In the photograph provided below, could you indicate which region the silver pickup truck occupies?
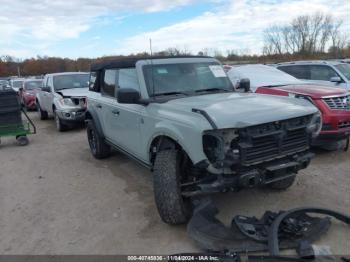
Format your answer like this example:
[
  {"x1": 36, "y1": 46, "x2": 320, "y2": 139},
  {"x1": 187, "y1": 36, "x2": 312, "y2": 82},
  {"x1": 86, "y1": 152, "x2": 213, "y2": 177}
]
[
  {"x1": 86, "y1": 56, "x2": 321, "y2": 225},
  {"x1": 36, "y1": 72, "x2": 89, "y2": 131}
]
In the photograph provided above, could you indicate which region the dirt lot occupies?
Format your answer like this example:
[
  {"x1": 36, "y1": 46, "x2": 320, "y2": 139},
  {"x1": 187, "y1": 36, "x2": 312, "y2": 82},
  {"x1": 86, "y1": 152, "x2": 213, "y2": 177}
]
[{"x1": 0, "y1": 112, "x2": 349, "y2": 255}]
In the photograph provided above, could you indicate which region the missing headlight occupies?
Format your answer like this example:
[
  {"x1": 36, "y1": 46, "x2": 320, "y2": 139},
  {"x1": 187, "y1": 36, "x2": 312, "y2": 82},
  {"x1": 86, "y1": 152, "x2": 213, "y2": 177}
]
[{"x1": 203, "y1": 129, "x2": 239, "y2": 167}]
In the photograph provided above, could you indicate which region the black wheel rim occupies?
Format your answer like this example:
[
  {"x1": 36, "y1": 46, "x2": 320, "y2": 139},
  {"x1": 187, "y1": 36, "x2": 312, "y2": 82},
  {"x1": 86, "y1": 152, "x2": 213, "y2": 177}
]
[{"x1": 88, "y1": 128, "x2": 97, "y2": 154}]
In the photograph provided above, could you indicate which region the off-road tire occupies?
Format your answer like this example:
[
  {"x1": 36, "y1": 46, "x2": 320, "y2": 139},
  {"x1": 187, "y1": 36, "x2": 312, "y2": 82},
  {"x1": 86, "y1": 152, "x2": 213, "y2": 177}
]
[
  {"x1": 153, "y1": 150, "x2": 192, "y2": 225},
  {"x1": 37, "y1": 102, "x2": 48, "y2": 120},
  {"x1": 87, "y1": 120, "x2": 111, "y2": 159},
  {"x1": 54, "y1": 112, "x2": 68, "y2": 132},
  {"x1": 267, "y1": 175, "x2": 296, "y2": 190}
]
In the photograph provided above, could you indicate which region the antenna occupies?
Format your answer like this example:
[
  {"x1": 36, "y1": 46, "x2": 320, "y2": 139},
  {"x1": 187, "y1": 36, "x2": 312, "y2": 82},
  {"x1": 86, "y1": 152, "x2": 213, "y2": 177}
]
[{"x1": 149, "y1": 38, "x2": 155, "y2": 97}]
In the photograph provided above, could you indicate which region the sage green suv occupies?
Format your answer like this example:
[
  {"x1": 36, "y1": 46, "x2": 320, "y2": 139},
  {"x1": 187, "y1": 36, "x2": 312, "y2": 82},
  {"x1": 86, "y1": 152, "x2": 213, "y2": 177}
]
[{"x1": 86, "y1": 56, "x2": 320, "y2": 224}]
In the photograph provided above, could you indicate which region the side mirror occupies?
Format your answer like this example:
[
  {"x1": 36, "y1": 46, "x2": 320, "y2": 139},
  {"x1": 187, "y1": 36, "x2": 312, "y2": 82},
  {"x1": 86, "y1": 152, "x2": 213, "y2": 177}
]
[
  {"x1": 42, "y1": 86, "x2": 51, "y2": 92},
  {"x1": 238, "y1": 78, "x2": 251, "y2": 93},
  {"x1": 330, "y1": 76, "x2": 342, "y2": 83},
  {"x1": 117, "y1": 88, "x2": 141, "y2": 104}
]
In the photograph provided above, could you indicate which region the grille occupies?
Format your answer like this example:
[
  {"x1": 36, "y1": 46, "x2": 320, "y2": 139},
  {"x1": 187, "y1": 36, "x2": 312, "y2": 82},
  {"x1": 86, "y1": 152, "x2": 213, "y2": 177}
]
[
  {"x1": 239, "y1": 117, "x2": 310, "y2": 165},
  {"x1": 323, "y1": 95, "x2": 350, "y2": 110},
  {"x1": 338, "y1": 121, "x2": 350, "y2": 129},
  {"x1": 72, "y1": 97, "x2": 86, "y2": 106}
]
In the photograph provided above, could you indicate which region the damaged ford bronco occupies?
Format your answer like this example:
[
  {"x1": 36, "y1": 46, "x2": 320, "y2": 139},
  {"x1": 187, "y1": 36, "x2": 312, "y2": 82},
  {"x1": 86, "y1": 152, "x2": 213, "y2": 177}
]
[{"x1": 86, "y1": 56, "x2": 321, "y2": 225}]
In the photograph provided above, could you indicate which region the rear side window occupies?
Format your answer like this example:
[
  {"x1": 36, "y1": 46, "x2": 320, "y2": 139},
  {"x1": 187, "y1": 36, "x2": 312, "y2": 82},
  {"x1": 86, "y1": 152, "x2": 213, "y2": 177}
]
[
  {"x1": 278, "y1": 65, "x2": 310, "y2": 80},
  {"x1": 118, "y1": 68, "x2": 140, "y2": 91},
  {"x1": 102, "y1": 69, "x2": 117, "y2": 97},
  {"x1": 310, "y1": 65, "x2": 338, "y2": 81}
]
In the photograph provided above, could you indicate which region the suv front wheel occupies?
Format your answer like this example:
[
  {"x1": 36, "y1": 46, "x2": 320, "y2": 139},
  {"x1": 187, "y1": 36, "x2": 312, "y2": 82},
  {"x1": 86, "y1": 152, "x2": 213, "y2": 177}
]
[{"x1": 153, "y1": 149, "x2": 192, "y2": 225}]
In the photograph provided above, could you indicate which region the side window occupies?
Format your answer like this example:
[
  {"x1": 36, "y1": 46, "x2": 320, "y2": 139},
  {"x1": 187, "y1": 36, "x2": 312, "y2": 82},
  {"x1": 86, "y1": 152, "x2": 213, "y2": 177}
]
[
  {"x1": 310, "y1": 65, "x2": 338, "y2": 81},
  {"x1": 278, "y1": 65, "x2": 310, "y2": 79},
  {"x1": 117, "y1": 68, "x2": 140, "y2": 91},
  {"x1": 89, "y1": 72, "x2": 97, "y2": 91},
  {"x1": 102, "y1": 69, "x2": 117, "y2": 97}
]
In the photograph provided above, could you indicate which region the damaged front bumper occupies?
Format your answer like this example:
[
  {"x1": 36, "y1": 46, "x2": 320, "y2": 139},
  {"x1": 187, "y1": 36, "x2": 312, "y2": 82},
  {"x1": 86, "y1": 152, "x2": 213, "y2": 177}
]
[
  {"x1": 56, "y1": 109, "x2": 86, "y2": 123},
  {"x1": 182, "y1": 152, "x2": 313, "y2": 197}
]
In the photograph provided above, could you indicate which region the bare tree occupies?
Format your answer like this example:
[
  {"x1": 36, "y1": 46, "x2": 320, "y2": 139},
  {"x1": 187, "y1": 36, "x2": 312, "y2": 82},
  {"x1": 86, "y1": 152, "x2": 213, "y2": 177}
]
[{"x1": 263, "y1": 12, "x2": 348, "y2": 56}]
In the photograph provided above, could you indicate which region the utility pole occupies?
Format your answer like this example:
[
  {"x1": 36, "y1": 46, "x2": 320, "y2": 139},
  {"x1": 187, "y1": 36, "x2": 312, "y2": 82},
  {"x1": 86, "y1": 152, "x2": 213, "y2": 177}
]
[{"x1": 17, "y1": 66, "x2": 21, "y2": 77}]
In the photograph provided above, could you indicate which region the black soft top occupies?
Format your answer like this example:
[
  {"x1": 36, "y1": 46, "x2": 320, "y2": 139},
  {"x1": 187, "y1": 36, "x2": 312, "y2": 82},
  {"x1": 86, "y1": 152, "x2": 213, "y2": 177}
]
[{"x1": 90, "y1": 55, "x2": 212, "y2": 71}]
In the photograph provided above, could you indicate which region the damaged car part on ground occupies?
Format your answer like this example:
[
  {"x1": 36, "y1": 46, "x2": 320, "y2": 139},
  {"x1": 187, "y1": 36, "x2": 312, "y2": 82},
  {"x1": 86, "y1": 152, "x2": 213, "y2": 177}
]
[
  {"x1": 187, "y1": 199, "x2": 350, "y2": 259},
  {"x1": 86, "y1": 56, "x2": 320, "y2": 224}
]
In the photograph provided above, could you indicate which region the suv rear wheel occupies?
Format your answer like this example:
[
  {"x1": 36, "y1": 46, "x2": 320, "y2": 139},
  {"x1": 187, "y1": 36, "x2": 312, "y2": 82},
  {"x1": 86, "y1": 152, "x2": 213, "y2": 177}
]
[
  {"x1": 87, "y1": 120, "x2": 111, "y2": 159},
  {"x1": 153, "y1": 149, "x2": 192, "y2": 225}
]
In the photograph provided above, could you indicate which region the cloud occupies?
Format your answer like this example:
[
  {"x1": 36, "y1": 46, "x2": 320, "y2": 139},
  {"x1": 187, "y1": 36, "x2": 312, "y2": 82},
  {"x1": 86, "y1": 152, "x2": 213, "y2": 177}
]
[
  {"x1": 116, "y1": 0, "x2": 350, "y2": 55},
  {"x1": 0, "y1": 0, "x2": 194, "y2": 56}
]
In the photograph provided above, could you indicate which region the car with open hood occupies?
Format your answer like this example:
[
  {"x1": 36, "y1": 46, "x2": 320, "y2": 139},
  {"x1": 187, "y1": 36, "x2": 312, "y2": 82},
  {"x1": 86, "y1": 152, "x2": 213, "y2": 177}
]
[
  {"x1": 227, "y1": 64, "x2": 350, "y2": 149},
  {"x1": 86, "y1": 56, "x2": 320, "y2": 225},
  {"x1": 36, "y1": 72, "x2": 89, "y2": 131}
]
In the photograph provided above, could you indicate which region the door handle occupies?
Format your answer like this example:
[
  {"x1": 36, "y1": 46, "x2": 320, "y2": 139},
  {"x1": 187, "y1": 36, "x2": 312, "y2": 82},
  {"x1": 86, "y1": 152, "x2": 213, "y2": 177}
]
[
  {"x1": 96, "y1": 104, "x2": 102, "y2": 109},
  {"x1": 112, "y1": 110, "x2": 120, "y2": 115}
]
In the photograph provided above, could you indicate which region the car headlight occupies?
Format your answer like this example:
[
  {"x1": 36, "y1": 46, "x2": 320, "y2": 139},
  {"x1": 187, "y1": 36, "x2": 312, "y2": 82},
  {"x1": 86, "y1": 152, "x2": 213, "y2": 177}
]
[
  {"x1": 307, "y1": 112, "x2": 322, "y2": 138},
  {"x1": 289, "y1": 93, "x2": 314, "y2": 105},
  {"x1": 59, "y1": 98, "x2": 76, "y2": 107}
]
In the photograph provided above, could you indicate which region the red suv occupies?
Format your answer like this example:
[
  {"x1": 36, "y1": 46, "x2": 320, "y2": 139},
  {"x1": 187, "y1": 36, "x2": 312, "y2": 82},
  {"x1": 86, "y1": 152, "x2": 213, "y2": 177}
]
[
  {"x1": 19, "y1": 79, "x2": 43, "y2": 110},
  {"x1": 228, "y1": 64, "x2": 350, "y2": 148}
]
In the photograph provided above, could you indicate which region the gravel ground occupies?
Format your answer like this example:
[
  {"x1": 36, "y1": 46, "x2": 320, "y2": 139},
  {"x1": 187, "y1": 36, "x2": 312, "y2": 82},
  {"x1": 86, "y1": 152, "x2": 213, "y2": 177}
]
[{"x1": 0, "y1": 112, "x2": 349, "y2": 255}]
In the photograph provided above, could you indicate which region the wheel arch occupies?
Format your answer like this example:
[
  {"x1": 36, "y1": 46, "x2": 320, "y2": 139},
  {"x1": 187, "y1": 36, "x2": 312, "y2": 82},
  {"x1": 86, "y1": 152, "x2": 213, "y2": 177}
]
[
  {"x1": 85, "y1": 109, "x2": 105, "y2": 139},
  {"x1": 149, "y1": 134, "x2": 193, "y2": 166}
]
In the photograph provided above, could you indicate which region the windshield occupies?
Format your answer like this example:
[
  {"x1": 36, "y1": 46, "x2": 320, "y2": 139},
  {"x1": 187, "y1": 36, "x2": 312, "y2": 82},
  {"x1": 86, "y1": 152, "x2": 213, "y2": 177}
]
[
  {"x1": 25, "y1": 80, "x2": 42, "y2": 90},
  {"x1": 228, "y1": 65, "x2": 302, "y2": 92},
  {"x1": 143, "y1": 62, "x2": 233, "y2": 97},
  {"x1": 12, "y1": 80, "x2": 24, "y2": 88},
  {"x1": 53, "y1": 74, "x2": 89, "y2": 90},
  {"x1": 335, "y1": 64, "x2": 350, "y2": 80},
  {"x1": 0, "y1": 80, "x2": 7, "y2": 85}
]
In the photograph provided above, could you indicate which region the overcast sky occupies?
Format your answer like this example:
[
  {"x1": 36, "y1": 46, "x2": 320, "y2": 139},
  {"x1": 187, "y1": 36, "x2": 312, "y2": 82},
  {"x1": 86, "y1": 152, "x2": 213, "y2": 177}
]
[{"x1": 1, "y1": 0, "x2": 350, "y2": 59}]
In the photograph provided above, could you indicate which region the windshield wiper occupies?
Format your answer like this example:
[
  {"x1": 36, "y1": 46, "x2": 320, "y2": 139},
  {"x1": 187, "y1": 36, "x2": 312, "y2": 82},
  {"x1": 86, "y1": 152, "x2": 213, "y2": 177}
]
[
  {"x1": 195, "y1": 88, "x2": 231, "y2": 93},
  {"x1": 153, "y1": 91, "x2": 189, "y2": 97}
]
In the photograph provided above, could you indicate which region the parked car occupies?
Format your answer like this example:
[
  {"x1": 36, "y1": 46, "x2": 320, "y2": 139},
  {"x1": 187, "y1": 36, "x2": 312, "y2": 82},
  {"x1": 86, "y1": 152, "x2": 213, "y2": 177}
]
[
  {"x1": 86, "y1": 56, "x2": 320, "y2": 225},
  {"x1": 0, "y1": 80, "x2": 9, "y2": 89},
  {"x1": 227, "y1": 64, "x2": 350, "y2": 149},
  {"x1": 9, "y1": 78, "x2": 25, "y2": 92},
  {"x1": 19, "y1": 79, "x2": 43, "y2": 110},
  {"x1": 275, "y1": 60, "x2": 350, "y2": 90},
  {"x1": 36, "y1": 72, "x2": 89, "y2": 131}
]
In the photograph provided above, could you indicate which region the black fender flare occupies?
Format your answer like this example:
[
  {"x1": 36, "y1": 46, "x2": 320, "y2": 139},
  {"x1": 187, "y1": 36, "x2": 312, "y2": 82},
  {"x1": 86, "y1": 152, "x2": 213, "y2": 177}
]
[
  {"x1": 268, "y1": 207, "x2": 350, "y2": 256},
  {"x1": 85, "y1": 109, "x2": 105, "y2": 139}
]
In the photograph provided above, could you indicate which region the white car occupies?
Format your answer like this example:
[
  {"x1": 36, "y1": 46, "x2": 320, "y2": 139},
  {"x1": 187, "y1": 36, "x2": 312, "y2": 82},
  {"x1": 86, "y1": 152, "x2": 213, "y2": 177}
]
[
  {"x1": 275, "y1": 60, "x2": 350, "y2": 90},
  {"x1": 36, "y1": 72, "x2": 89, "y2": 131},
  {"x1": 9, "y1": 78, "x2": 26, "y2": 92}
]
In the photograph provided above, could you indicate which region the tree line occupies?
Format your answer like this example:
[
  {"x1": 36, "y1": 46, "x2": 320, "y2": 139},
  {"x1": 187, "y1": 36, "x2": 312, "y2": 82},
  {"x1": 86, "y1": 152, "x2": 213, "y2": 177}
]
[{"x1": 1, "y1": 12, "x2": 349, "y2": 77}]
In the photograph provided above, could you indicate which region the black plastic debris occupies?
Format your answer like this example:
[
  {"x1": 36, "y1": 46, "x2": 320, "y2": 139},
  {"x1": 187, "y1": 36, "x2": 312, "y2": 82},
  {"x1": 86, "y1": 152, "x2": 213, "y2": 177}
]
[
  {"x1": 267, "y1": 207, "x2": 350, "y2": 256},
  {"x1": 187, "y1": 199, "x2": 331, "y2": 254}
]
